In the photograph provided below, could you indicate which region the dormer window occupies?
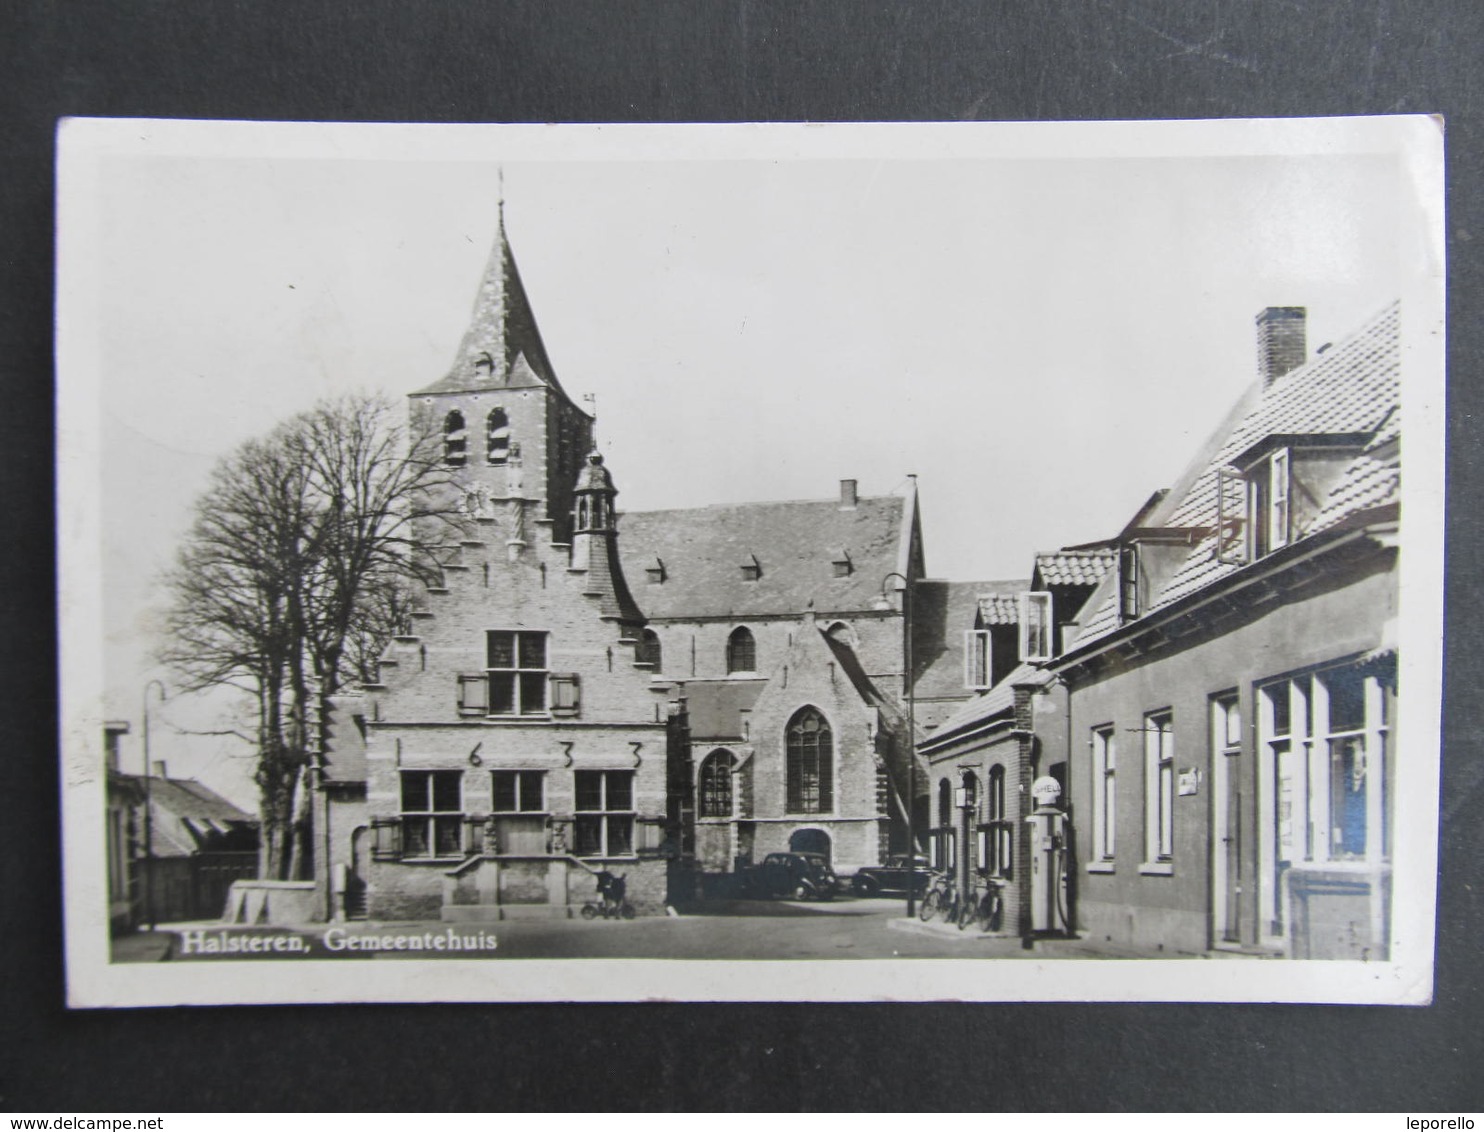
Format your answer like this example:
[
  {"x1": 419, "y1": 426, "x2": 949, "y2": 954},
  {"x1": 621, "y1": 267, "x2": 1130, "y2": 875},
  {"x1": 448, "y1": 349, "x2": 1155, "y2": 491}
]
[
  {"x1": 1019, "y1": 592, "x2": 1053, "y2": 662},
  {"x1": 831, "y1": 549, "x2": 852, "y2": 578},
  {"x1": 443, "y1": 410, "x2": 467, "y2": 467},
  {"x1": 1218, "y1": 432, "x2": 1368, "y2": 567},
  {"x1": 486, "y1": 408, "x2": 510, "y2": 465},
  {"x1": 644, "y1": 558, "x2": 666, "y2": 585},
  {"x1": 1118, "y1": 543, "x2": 1140, "y2": 622},
  {"x1": 740, "y1": 555, "x2": 761, "y2": 582},
  {"x1": 964, "y1": 629, "x2": 992, "y2": 690},
  {"x1": 474, "y1": 351, "x2": 495, "y2": 380}
]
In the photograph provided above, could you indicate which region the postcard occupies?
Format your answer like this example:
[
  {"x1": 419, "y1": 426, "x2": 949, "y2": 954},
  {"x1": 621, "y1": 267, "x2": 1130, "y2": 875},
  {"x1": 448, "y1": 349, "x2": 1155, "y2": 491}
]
[{"x1": 57, "y1": 116, "x2": 1444, "y2": 1005}]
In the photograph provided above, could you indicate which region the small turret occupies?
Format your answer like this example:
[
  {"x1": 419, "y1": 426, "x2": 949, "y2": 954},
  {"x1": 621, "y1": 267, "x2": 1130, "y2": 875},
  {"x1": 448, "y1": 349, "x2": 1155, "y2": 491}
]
[{"x1": 569, "y1": 452, "x2": 644, "y2": 626}]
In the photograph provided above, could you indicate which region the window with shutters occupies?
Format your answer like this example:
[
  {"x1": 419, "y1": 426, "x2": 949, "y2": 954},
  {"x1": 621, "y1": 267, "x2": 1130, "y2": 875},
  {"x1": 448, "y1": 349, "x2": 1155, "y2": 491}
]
[
  {"x1": 486, "y1": 630, "x2": 548, "y2": 715},
  {"x1": 491, "y1": 770, "x2": 547, "y2": 855},
  {"x1": 1019, "y1": 592, "x2": 1053, "y2": 662},
  {"x1": 401, "y1": 770, "x2": 464, "y2": 859},
  {"x1": 574, "y1": 770, "x2": 636, "y2": 858},
  {"x1": 964, "y1": 629, "x2": 992, "y2": 690},
  {"x1": 549, "y1": 673, "x2": 580, "y2": 716},
  {"x1": 443, "y1": 410, "x2": 467, "y2": 467},
  {"x1": 785, "y1": 707, "x2": 833, "y2": 814}
]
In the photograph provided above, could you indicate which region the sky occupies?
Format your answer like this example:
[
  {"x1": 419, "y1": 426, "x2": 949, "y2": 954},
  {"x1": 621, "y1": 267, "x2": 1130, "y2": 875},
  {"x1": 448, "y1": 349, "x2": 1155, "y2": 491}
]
[{"x1": 66, "y1": 120, "x2": 1435, "y2": 807}]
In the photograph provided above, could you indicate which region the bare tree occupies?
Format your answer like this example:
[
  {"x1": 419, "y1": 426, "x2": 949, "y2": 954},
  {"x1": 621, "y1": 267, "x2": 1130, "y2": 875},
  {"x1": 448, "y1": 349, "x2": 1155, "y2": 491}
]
[{"x1": 161, "y1": 394, "x2": 462, "y2": 879}]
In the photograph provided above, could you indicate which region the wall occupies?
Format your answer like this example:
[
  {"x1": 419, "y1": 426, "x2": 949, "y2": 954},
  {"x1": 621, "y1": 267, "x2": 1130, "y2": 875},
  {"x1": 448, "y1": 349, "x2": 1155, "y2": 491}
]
[{"x1": 1061, "y1": 552, "x2": 1396, "y2": 956}]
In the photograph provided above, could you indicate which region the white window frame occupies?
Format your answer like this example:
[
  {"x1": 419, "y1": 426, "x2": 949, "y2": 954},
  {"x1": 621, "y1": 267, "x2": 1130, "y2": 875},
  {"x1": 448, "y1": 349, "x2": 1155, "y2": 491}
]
[
  {"x1": 964, "y1": 629, "x2": 992, "y2": 690},
  {"x1": 1019, "y1": 591, "x2": 1053, "y2": 662},
  {"x1": 574, "y1": 770, "x2": 637, "y2": 859},
  {"x1": 486, "y1": 630, "x2": 549, "y2": 716},
  {"x1": 1143, "y1": 711, "x2": 1175, "y2": 870},
  {"x1": 1269, "y1": 448, "x2": 1291, "y2": 551},
  {"x1": 400, "y1": 769, "x2": 465, "y2": 860},
  {"x1": 1090, "y1": 725, "x2": 1117, "y2": 870}
]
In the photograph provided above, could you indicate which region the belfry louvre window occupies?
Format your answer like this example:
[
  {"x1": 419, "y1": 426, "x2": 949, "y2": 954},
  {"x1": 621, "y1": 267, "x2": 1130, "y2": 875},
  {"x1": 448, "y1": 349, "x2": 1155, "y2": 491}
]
[
  {"x1": 1019, "y1": 592, "x2": 1053, "y2": 662},
  {"x1": 401, "y1": 770, "x2": 464, "y2": 858},
  {"x1": 490, "y1": 770, "x2": 546, "y2": 855},
  {"x1": 486, "y1": 408, "x2": 510, "y2": 465},
  {"x1": 574, "y1": 770, "x2": 635, "y2": 858},
  {"x1": 964, "y1": 630, "x2": 992, "y2": 690},
  {"x1": 487, "y1": 631, "x2": 548, "y2": 715},
  {"x1": 698, "y1": 750, "x2": 735, "y2": 818},
  {"x1": 727, "y1": 627, "x2": 756, "y2": 674},
  {"x1": 786, "y1": 707, "x2": 833, "y2": 814},
  {"x1": 443, "y1": 410, "x2": 467, "y2": 467}
]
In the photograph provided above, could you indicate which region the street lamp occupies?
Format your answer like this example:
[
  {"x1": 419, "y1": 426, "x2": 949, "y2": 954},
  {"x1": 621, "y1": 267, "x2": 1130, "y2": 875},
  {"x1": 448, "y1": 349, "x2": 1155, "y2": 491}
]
[
  {"x1": 141, "y1": 679, "x2": 167, "y2": 931},
  {"x1": 875, "y1": 570, "x2": 917, "y2": 918}
]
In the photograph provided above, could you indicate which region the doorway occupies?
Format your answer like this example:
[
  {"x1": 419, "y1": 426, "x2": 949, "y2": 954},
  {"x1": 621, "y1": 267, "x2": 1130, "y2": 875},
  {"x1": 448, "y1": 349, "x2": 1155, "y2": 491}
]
[{"x1": 788, "y1": 827, "x2": 831, "y2": 863}]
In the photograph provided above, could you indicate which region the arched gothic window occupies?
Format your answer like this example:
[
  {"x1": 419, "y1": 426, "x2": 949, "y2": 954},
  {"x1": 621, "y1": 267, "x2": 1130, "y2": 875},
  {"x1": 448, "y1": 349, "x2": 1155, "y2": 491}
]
[
  {"x1": 698, "y1": 749, "x2": 734, "y2": 818},
  {"x1": 726, "y1": 627, "x2": 756, "y2": 674},
  {"x1": 486, "y1": 408, "x2": 510, "y2": 465},
  {"x1": 443, "y1": 410, "x2": 468, "y2": 467},
  {"x1": 637, "y1": 629, "x2": 662, "y2": 672},
  {"x1": 786, "y1": 707, "x2": 833, "y2": 814}
]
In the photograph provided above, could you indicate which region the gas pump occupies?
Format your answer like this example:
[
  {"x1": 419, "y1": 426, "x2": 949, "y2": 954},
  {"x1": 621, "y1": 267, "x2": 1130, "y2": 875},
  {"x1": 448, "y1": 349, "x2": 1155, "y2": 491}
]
[{"x1": 1025, "y1": 775, "x2": 1070, "y2": 935}]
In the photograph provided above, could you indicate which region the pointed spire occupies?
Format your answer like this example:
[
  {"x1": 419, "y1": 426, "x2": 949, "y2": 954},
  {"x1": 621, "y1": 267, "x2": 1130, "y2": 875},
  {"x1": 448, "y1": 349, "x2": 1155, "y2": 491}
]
[{"x1": 413, "y1": 186, "x2": 567, "y2": 397}]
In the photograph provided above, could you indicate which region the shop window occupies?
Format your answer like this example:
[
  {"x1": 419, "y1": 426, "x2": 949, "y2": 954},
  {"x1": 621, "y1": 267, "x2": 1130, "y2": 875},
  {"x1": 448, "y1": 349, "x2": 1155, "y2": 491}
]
[
  {"x1": 698, "y1": 750, "x2": 735, "y2": 818},
  {"x1": 1144, "y1": 711, "x2": 1175, "y2": 864},
  {"x1": 490, "y1": 770, "x2": 546, "y2": 855},
  {"x1": 785, "y1": 706, "x2": 833, "y2": 814},
  {"x1": 727, "y1": 627, "x2": 756, "y2": 674},
  {"x1": 400, "y1": 770, "x2": 464, "y2": 859},
  {"x1": 574, "y1": 770, "x2": 635, "y2": 858},
  {"x1": 487, "y1": 630, "x2": 548, "y2": 715}
]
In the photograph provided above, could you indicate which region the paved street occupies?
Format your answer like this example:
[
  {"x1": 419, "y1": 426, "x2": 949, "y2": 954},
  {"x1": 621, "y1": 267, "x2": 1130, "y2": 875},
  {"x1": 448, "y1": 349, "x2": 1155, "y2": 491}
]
[{"x1": 114, "y1": 896, "x2": 1089, "y2": 962}]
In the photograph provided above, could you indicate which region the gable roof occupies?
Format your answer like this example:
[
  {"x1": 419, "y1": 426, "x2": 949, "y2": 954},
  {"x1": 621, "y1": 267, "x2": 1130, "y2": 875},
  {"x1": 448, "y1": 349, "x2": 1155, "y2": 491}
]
[
  {"x1": 618, "y1": 492, "x2": 909, "y2": 620},
  {"x1": 1032, "y1": 548, "x2": 1117, "y2": 589},
  {"x1": 413, "y1": 213, "x2": 571, "y2": 400},
  {"x1": 1071, "y1": 301, "x2": 1400, "y2": 649}
]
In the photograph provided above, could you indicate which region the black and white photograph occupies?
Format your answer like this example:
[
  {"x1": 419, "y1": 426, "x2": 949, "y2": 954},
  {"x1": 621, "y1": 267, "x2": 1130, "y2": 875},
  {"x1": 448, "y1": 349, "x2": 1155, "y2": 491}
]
[{"x1": 57, "y1": 116, "x2": 1444, "y2": 1006}]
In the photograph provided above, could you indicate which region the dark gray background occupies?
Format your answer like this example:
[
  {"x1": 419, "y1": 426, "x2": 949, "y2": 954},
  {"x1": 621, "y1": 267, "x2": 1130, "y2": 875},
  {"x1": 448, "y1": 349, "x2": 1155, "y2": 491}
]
[{"x1": 3, "y1": 0, "x2": 1480, "y2": 1112}]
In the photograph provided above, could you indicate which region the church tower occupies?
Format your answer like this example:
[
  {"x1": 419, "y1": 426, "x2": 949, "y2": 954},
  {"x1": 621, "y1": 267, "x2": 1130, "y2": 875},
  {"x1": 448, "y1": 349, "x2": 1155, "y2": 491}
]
[{"x1": 409, "y1": 200, "x2": 594, "y2": 546}]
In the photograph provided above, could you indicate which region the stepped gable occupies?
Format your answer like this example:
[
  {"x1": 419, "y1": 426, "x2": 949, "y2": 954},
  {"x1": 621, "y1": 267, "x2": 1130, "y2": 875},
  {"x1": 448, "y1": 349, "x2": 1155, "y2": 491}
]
[
  {"x1": 617, "y1": 493, "x2": 907, "y2": 620},
  {"x1": 1071, "y1": 301, "x2": 1401, "y2": 649}
]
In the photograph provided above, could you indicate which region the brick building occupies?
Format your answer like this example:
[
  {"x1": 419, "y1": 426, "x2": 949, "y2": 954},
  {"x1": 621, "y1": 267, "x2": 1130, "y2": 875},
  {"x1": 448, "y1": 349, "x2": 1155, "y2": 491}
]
[
  {"x1": 1040, "y1": 302, "x2": 1401, "y2": 958},
  {"x1": 355, "y1": 209, "x2": 677, "y2": 920}
]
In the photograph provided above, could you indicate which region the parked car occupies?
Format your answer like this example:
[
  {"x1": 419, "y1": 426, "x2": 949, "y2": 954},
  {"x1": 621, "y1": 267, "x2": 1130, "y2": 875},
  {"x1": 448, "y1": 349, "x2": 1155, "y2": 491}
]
[
  {"x1": 739, "y1": 852, "x2": 839, "y2": 901},
  {"x1": 849, "y1": 855, "x2": 932, "y2": 898}
]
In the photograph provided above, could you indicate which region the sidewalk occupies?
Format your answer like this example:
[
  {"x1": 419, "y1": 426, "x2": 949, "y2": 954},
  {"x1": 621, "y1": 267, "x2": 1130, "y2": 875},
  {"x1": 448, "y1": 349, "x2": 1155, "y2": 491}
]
[{"x1": 110, "y1": 930, "x2": 176, "y2": 963}]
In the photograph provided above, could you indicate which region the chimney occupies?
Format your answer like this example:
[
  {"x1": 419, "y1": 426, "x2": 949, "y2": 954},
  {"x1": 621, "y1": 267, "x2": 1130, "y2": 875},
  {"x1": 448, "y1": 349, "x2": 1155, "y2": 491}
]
[
  {"x1": 1256, "y1": 306, "x2": 1307, "y2": 385},
  {"x1": 152, "y1": 760, "x2": 168, "y2": 779},
  {"x1": 839, "y1": 479, "x2": 858, "y2": 509}
]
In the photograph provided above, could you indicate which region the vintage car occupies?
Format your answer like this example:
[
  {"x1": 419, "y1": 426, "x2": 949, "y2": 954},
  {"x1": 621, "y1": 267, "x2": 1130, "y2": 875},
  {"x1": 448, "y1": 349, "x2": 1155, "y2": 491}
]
[
  {"x1": 848, "y1": 854, "x2": 932, "y2": 898},
  {"x1": 737, "y1": 852, "x2": 839, "y2": 901}
]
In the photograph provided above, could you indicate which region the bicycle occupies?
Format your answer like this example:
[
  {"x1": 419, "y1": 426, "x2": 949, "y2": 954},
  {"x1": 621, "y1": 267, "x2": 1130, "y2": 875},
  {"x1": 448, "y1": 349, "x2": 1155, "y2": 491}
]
[
  {"x1": 579, "y1": 871, "x2": 636, "y2": 920},
  {"x1": 918, "y1": 871, "x2": 959, "y2": 924},
  {"x1": 958, "y1": 879, "x2": 1005, "y2": 933}
]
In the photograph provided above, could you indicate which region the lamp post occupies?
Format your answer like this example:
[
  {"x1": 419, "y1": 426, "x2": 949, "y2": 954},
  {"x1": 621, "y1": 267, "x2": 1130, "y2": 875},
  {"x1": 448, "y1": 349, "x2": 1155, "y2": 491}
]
[
  {"x1": 141, "y1": 679, "x2": 167, "y2": 931},
  {"x1": 877, "y1": 570, "x2": 917, "y2": 918}
]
